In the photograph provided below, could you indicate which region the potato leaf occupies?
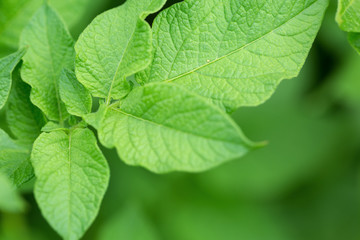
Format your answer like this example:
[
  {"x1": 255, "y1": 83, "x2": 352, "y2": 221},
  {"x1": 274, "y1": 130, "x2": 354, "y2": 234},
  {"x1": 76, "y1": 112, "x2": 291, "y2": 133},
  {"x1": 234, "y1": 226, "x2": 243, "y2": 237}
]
[
  {"x1": 98, "y1": 83, "x2": 256, "y2": 173},
  {"x1": 31, "y1": 128, "x2": 109, "y2": 240},
  {"x1": 20, "y1": 4, "x2": 74, "y2": 121},
  {"x1": 137, "y1": 0, "x2": 328, "y2": 111},
  {"x1": 75, "y1": 0, "x2": 166, "y2": 102},
  {"x1": 6, "y1": 66, "x2": 45, "y2": 144},
  {"x1": 336, "y1": 0, "x2": 360, "y2": 32},
  {"x1": 59, "y1": 69, "x2": 92, "y2": 117},
  {"x1": 41, "y1": 121, "x2": 68, "y2": 133},
  {"x1": 0, "y1": 48, "x2": 26, "y2": 109},
  {"x1": 0, "y1": 129, "x2": 33, "y2": 187}
]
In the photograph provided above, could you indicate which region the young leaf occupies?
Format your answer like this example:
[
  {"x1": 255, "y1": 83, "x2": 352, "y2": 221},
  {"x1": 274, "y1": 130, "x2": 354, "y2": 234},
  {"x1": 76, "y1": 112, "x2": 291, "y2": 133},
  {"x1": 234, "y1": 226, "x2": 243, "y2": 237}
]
[
  {"x1": 0, "y1": 129, "x2": 33, "y2": 187},
  {"x1": 75, "y1": 0, "x2": 166, "y2": 103},
  {"x1": 6, "y1": 66, "x2": 45, "y2": 143},
  {"x1": 98, "y1": 83, "x2": 256, "y2": 173},
  {"x1": 31, "y1": 128, "x2": 110, "y2": 240},
  {"x1": 137, "y1": 0, "x2": 328, "y2": 111},
  {"x1": 0, "y1": 48, "x2": 26, "y2": 110},
  {"x1": 0, "y1": 172, "x2": 25, "y2": 213},
  {"x1": 20, "y1": 4, "x2": 74, "y2": 122},
  {"x1": 348, "y1": 32, "x2": 360, "y2": 54},
  {"x1": 336, "y1": 0, "x2": 360, "y2": 32},
  {"x1": 59, "y1": 69, "x2": 92, "y2": 117}
]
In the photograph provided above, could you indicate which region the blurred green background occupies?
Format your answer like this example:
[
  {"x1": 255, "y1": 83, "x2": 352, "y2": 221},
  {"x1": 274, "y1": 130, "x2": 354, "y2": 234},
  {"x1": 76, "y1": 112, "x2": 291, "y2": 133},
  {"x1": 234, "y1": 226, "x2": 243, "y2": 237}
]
[{"x1": 1, "y1": 0, "x2": 360, "y2": 239}]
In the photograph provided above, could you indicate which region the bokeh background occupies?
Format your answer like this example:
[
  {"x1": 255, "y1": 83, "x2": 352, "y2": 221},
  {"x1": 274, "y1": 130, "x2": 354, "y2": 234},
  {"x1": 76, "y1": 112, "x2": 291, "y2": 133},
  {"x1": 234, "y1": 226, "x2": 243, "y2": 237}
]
[{"x1": 1, "y1": 0, "x2": 360, "y2": 239}]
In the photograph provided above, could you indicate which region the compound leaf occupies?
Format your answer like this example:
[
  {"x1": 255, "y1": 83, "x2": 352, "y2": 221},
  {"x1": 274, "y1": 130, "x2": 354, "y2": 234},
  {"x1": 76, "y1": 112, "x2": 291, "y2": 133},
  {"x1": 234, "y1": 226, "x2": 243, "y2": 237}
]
[
  {"x1": 75, "y1": 0, "x2": 166, "y2": 103},
  {"x1": 31, "y1": 128, "x2": 109, "y2": 240},
  {"x1": 137, "y1": 0, "x2": 328, "y2": 112},
  {"x1": 0, "y1": 48, "x2": 26, "y2": 110},
  {"x1": 59, "y1": 69, "x2": 92, "y2": 117},
  {"x1": 20, "y1": 4, "x2": 74, "y2": 121},
  {"x1": 0, "y1": 172, "x2": 25, "y2": 213},
  {"x1": 336, "y1": 0, "x2": 360, "y2": 32},
  {"x1": 7, "y1": 66, "x2": 45, "y2": 144},
  {"x1": 98, "y1": 83, "x2": 255, "y2": 173},
  {"x1": 0, "y1": 129, "x2": 33, "y2": 187}
]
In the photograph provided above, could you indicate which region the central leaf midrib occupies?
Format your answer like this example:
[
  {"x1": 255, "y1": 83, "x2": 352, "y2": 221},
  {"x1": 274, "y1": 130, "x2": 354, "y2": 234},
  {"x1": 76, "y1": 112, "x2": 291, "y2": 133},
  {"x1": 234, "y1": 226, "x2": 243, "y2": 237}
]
[
  {"x1": 110, "y1": 106, "x2": 242, "y2": 145},
  {"x1": 106, "y1": 13, "x2": 138, "y2": 104},
  {"x1": 67, "y1": 132, "x2": 73, "y2": 238},
  {"x1": 163, "y1": 0, "x2": 318, "y2": 83},
  {"x1": 44, "y1": 13, "x2": 65, "y2": 122}
]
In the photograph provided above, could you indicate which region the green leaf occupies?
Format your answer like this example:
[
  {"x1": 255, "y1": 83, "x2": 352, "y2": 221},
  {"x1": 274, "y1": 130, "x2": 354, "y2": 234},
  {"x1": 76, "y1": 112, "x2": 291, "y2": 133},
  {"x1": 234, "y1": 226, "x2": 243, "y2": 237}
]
[
  {"x1": 348, "y1": 32, "x2": 360, "y2": 54},
  {"x1": 0, "y1": 48, "x2": 26, "y2": 110},
  {"x1": 98, "y1": 83, "x2": 256, "y2": 173},
  {"x1": 336, "y1": 0, "x2": 360, "y2": 32},
  {"x1": 0, "y1": 129, "x2": 33, "y2": 187},
  {"x1": 137, "y1": 0, "x2": 328, "y2": 112},
  {"x1": 198, "y1": 68, "x2": 355, "y2": 199},
  {"x1": 84, "y1": 102, "x2": 107, "y2": 130},
  {"x1": 20, "y1": 4, "x2": 74, "y2": 122},
  {"x1": 31, "y1": 128, "x2": 110, "y2": 240},
  {"x1": 0, "y1": 172, "x2": 25, "y2": 213},
  {"x1": 75, "y1": 0, "x2": 166, "y2": 103},
  {"x1": 59, "y1": 69, "x2": 92, "y2": 117},
  {"x1": 41, "y1": 122, "x2": 67, "y2": 133},
  {"x1": 335, "y1": 1, "x2": 360, "y2": 54},
  {"x1": 6, "y1": 66, "x2": 45, "y2": 144}
]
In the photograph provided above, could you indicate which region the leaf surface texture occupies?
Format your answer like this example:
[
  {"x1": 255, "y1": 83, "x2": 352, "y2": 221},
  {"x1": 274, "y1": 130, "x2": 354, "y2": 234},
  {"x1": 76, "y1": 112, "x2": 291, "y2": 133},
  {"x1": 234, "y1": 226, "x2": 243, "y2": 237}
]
[
  {"x1": 138, "y1": 0, "x2": 328, "y2": 111},
  {"x1": 31, "y1": 128, "x2": 109, "y2": 240},
  {"x1": 59, "y1": 69, "x2": 92, "y2": 117},
  {"x1": 0, "y1": 130, "x2": 33, "y2": 187},
  {"x1": 336, "y1": 0, "x2": 360, "y2": 32},
  {"x1": 99, "y1": 83, "x2": 254, "y2": 172},
  {"x1": 0, "y1": 48, "x2": 26, "y2": 109},
  {"x1": 20, "y1": 4, "x2": 74, "y2": 121},
  {"x1": 75, "y1": 0, "x2": 166, "y2": 102}
]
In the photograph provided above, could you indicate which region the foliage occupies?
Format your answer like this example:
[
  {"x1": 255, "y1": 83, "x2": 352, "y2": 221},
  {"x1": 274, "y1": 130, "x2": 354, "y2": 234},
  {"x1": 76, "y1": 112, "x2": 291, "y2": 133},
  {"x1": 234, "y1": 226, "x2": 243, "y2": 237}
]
[
  {"x1": 336, "y1": 0, "x2": 360, "y2": 53},
  {"x1": 0, "y1": 0, "x2": 359, "y2": 239}
]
